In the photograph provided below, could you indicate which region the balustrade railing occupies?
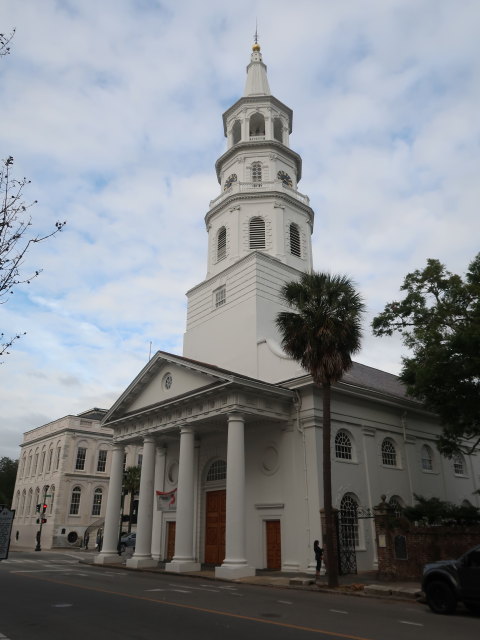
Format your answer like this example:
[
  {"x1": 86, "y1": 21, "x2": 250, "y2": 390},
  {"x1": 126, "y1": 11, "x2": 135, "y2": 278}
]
[{"x1": 209, "y1": 181, "x2": 310, "y2": 208}]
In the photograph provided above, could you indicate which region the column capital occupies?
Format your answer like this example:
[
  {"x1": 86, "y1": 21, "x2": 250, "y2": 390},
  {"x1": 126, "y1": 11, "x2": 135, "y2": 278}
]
[
  {"x1": 227, "y1": 412, "x2": 244, "y2": 423},
  {"x1": 111, "y1": 442, "x2": 125, "y2": 452},
  {"x1": 143, "y1": 434, "x2": 156, "y2": 445},
  {"x1": 179, "y1": 425, "x2": 194, "y2": 436}
]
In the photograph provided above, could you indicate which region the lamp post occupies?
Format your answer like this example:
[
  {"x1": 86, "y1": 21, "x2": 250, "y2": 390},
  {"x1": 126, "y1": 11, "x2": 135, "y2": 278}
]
[{"x1": 34, "y1": 485, "x2": 49, "y2": 552}]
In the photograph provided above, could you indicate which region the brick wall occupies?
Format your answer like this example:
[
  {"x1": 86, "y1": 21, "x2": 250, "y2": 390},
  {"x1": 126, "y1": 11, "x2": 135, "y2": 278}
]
[{"x1": 374, "y1": 503, "x2": 480, "y2": 580}]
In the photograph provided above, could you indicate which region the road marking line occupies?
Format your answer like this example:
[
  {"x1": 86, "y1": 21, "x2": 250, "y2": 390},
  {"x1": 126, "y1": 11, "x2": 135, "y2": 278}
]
[
  {"x1": 172, "y1": 589, "x2": 190, "y2": 593},
  {"x1": 278, "y1": 600, "x2": 293, "y2": 605},
  {"x1": 145, "y1": 589, "x2": 167, "y2": 592},
  {"x1": 0, "y1": 633, "x2": 11, "y2": 639},
  {"x1": 11, "y1": 569, "x2": 75, "y2": 573},
  {"x1": 399, "y1": 621, "x2": 423, "y2": 627},
  {"x1": 330, "y1": 610, "x2": 349, "y2": 615},
  {"x1": 17, "y1": 574, "x2": 380, "y2": 640}
]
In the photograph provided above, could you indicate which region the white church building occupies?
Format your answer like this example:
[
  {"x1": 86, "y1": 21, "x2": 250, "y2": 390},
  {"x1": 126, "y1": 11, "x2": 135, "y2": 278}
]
[{"x1": 95, "y1": 41, "x2": 480, "y2": 577}]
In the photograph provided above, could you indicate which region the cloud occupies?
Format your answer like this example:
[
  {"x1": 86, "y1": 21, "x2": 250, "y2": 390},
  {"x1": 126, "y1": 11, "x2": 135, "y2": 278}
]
[{"x1": 1, "y1": 0, "x2": 479, "y2": 458}]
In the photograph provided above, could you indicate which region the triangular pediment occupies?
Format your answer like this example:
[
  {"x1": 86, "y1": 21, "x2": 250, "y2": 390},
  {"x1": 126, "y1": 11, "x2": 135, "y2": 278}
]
[{"x1": 103, "y1": 351, "x2": 234, "y2": 424}]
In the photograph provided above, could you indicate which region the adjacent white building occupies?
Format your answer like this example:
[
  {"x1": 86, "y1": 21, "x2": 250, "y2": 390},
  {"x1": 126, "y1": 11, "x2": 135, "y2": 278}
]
[{"x1": 86, "y1": 40, "x2": 479, "y2": 576}]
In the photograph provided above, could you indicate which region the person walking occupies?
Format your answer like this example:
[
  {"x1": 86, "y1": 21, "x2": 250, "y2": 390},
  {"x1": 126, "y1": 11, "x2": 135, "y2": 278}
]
[{"x1": 314, "y1": 540, "x2": 324, "y2": 580}]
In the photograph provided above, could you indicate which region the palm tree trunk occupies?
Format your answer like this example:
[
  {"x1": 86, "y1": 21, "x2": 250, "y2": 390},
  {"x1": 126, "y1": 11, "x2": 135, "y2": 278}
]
[{"x1": 322, "y1": 382, "x2": 339, "y2": 588}]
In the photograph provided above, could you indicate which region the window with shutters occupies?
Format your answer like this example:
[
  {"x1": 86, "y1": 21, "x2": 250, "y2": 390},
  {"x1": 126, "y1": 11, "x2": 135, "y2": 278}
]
[
  {"x1": 249, "y1": 217, "x2": 265, "y2": 249},
  {"x1": 252, "y1": 161, "x2": 262, "y2": 185},
  {"x1": 289, "y1": 223, "x2": 301, "y2": 257},
  {"x1": 217, "y1": 226, "x2": 226, "y2": 261}
]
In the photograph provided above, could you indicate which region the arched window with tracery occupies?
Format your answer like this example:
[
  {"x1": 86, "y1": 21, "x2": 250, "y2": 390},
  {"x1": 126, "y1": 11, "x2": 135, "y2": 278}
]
[
  {"x1": 70, "y1": 486, "x2": 81, "y2": 515},
  {"x1": 50, "y1": 485, "x2": 55, "y2": 514},
  {"x1": 249, "y1": 217, "x2": 265, "y2": 249},
  {"x1": 335, "y1": 431, "x2": 352, "y2": 460},
  {"x1": 217, "y1": 226, "x2": 227, "y2": 261},
  {"x1": 421, "y1": 445, "x2": 433, "y2": 471},
  {"x1": 340, "y1": 493, "x2": 359, "y2": 548},
  {"x1": 26, "y1": 488, "x2": 33, "y2": 516},
  {"x1": 289, "y1": 223, "x2": 301, "y2": 257},
  {"x1": 206, "y1": 460, "x2": 227, "y2": 482},
  {"x1": 381, "y1": 439, "x2": 397, "y2": 467}
]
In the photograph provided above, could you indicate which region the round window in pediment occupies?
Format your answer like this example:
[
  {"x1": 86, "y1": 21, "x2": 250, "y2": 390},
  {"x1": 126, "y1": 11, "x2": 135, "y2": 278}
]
[{"x1": 162, "y1": 372, "x2": 173, "y2": 391}]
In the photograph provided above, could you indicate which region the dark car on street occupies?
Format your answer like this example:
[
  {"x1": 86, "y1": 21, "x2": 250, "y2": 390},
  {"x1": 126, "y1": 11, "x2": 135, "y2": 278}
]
[
  {"x1": 422, "y1": 545, "x2": 480, "y2": 614},
  {"x1": 119, "y1": 532, "x2": 136, "y2": 552}
]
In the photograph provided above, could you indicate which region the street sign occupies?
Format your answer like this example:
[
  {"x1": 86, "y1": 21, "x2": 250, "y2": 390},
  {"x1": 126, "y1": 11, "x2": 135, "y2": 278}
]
[{"x1": 0, "y1": 507, "x2": 15, "y2": 560}]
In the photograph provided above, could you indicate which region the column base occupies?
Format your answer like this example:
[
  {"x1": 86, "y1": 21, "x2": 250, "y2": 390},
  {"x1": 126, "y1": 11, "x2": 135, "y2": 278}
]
[
  {"x1": 165, "y1": 560, "x2": 201, "y2": 573},
  {"x1": 215, "y1": 563, "x2": 255, "y2": 580},
  {"x1": 94, "y1": 552, "x2": 124, "y2": 565},
  {"x1": 126, "y1": 556, "x2": 158, "y2": 569}
]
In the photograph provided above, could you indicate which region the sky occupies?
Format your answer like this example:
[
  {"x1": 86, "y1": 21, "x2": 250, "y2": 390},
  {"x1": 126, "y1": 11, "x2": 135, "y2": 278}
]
[{"x1": 1, "y1": 0, "x2": 479, "y2": 460}]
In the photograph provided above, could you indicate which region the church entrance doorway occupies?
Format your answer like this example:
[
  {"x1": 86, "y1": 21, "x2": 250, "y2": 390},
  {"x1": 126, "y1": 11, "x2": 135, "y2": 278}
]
[
  {"x1": 204, "y1": 490, "x2": 226, "y2": 565},
  {"x1": 265, "y1": 520, "x2": 281, "y2": 570},
  {"x1": 165, "y1": 521, "x2": 176, "y2": 561}
]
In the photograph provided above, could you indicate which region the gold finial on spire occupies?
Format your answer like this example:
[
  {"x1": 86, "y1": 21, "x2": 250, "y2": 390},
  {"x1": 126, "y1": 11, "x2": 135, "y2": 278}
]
[{"x1": 252, "y1": 21, "x2": 260, "y2": 51}]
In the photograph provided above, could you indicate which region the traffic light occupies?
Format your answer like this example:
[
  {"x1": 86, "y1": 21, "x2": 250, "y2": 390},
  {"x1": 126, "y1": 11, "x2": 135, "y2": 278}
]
[
  {"x1": 42, "y1": 503, "x2": 48, "y2": 514},
  {"x1": 41, "y1": 518, "x2": 47, "y2": 524},
  {"x1": 36, "y1": 504, "x2": 41, "y2": 513}
]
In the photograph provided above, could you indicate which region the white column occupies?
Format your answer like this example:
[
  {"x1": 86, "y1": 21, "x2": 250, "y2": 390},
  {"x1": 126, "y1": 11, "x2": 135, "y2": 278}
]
[
  {"x1": 151, "y1": 446, "x2": 166, "y2": 560},
  {"x1": 165, "y1": 426, "x2": 200, "y2": 572},
  {"x1": 216, "y1": 413, "x2": 254, "y2": 579},
  {"x1": 127, "y1": 435, "x2": 157, "y2": 568},
  {"x1": 94, "y1": 443, "x2": 124, "y2": 565}
]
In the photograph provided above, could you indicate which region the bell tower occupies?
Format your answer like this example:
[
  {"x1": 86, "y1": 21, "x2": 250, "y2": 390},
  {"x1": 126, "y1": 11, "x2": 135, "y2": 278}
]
[{"x1": 183, "y1": 41, "x2": 315, "y2": 382}]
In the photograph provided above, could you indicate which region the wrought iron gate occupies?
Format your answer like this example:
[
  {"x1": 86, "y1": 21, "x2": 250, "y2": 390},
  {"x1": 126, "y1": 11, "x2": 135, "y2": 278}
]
[{"x1": 336, "y1": 506, "x2": 374, "y2": 576}]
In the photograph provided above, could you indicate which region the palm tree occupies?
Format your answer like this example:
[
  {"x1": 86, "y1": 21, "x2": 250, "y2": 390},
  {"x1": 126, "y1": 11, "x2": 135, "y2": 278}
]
[
  {"x1": 276, "y1": 271, "x2": 364, "y2": 588},
  {"x1": 123, "y1": 465, "x2": 141, "y2": 534}
]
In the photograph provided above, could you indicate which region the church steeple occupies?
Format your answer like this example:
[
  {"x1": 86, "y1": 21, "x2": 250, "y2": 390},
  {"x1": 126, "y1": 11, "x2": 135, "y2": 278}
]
[{"x1": 183, "y1": 40, "x2": 316, "y2": 381}]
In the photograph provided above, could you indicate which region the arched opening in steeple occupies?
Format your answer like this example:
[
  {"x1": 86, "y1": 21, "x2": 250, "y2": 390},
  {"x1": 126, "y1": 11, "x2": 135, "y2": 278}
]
[
  {"x1": 273, "y1": 118, "x2": 283, "y2": 143},
  {"x1": 249, "y1": 217, "x2": 265, "y2": 249},
  {"x1": 249, "y1": 112, "x2": 265, "y2": 139},
  {"x1": 232, "y1": 120, "x2": 241, "y2": 145}
]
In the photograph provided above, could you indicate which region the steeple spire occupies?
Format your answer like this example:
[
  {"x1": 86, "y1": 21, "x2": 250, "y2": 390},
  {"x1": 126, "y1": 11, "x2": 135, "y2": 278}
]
[{"x1": 244, "y1": 33, "x2": 271, "y2": 97}]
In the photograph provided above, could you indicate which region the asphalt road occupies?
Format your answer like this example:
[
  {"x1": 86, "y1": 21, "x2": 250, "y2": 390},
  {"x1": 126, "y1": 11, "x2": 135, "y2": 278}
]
[{"x1": 0, "y1": 551, "x2": 478, "y2": 640}]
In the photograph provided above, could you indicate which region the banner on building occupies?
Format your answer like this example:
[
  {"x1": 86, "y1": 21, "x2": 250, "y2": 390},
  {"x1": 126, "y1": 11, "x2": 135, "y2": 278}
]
[{"x1": 156, "y1": 489, "x2": 177, "y2": 511}]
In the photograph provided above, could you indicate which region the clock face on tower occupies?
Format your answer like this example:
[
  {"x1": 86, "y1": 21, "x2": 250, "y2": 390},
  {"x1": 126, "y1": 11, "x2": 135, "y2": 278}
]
[
  {"x1": 277, "y1": 170, "x2": 293, "y2": 187},
  {"x1": 224, "y1": 173, "x2": 238, "y2": 190}
]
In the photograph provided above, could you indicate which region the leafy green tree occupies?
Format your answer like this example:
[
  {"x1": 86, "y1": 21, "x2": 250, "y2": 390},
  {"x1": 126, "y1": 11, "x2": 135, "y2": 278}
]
[
  {"x1": 276, "y1": 271, "x2": 365, "y2": 588},
  {"x1": 372, "y1": 254, "x2": 480, "y2": 456},
  {"x1": 0, "y1": 456, "x2": 18, "y2": 506},
  {"x1": 402, "y1": 494, "x2": 480, "y2": 526},
  {"x1": 123, "y1": 465, "x2": 141, "y2": 534}
]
